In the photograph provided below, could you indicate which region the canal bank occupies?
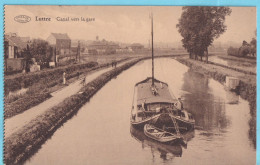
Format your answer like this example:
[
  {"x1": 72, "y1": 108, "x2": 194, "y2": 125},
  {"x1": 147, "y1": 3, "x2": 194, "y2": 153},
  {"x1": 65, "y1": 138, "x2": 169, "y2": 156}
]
[
  {"x1": 23, "y1": 58, "x2": 255, "y2": 165},
  {"x1": 4, "y1": 57, "x2": 148, "y2": 165},
  {"x1": 176, "y1": 57, "x2": 256, "y2": 147},
  {"x1": 6, "y1": 55, "x2": 254, "y2": 165},
  {"x1": 5, "y1": 58, "x2": 131, "y2": 119}
]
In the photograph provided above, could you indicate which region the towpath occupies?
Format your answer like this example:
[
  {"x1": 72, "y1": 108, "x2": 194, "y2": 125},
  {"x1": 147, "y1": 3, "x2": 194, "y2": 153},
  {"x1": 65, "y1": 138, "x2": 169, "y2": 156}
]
[{"x1": 5, "y1": 59, "x2": 135, "y2": 138}]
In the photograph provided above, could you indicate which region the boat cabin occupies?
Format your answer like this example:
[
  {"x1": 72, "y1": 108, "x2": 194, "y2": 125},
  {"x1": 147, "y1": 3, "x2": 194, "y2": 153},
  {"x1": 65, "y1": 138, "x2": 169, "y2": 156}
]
[{"x1": 132, "y1": 77, "x2": 178, "y2": 119}]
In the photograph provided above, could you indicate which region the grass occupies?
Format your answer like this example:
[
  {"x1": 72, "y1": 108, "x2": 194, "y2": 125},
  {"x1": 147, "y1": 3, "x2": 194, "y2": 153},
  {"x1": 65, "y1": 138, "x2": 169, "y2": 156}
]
[
  {"x1": 4, "y1": 58, "x2": 133, "y2": 119},
  {"x1": 4, "y1": 57, "x2": 145, "y2": 165},
  {"x1": 5, "y1": 61, "x2": 98, "y2": 95}
]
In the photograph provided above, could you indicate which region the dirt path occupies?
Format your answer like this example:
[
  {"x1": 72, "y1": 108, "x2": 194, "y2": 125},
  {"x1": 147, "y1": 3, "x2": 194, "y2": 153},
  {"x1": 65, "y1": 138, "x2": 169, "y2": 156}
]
[{"x1": 5, "y1": 59, "x2": 135, "y2": 138}]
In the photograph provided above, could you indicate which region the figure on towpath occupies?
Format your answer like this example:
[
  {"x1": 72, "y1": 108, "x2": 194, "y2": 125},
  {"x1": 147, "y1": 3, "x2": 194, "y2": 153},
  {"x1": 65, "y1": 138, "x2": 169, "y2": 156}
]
[
  {"x1": 63, "y1": 72, "x2": 66, "y2": 85},
  {"x1": 82, "y1": 76, "x2": 88, "y2": 86}
]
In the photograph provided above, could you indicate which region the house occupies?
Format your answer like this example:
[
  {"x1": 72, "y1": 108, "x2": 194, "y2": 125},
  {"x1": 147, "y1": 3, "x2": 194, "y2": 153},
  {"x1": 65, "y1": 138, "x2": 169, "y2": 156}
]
[
  {"x1": 130, "y1": 43, "x2": 144, "y2": 51},
  {"x1": 4, "y1": 33, "x2": 27, "y2": 72},
  {"x1": 87, "y1": 37, "x2": 120, "y2": 55},
  {"x1": 47, "y1": 33, "x2": 71, "y2": 56},
  {"x1": 4, "y1": 33, "x2": 27, "y2": 59}
]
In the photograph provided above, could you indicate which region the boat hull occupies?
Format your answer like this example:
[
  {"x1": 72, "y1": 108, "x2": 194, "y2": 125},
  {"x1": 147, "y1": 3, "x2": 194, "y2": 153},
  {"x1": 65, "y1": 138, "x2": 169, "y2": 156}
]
[
  {"x1": 131, "y1": 114, "x2": 161, "y2": 130},
  {"x1": 144, "y1": 124, "x2": 183, "y2": 144},
  {"x1": 170, "y1": 115, "x2": 195, "y2": 132}
]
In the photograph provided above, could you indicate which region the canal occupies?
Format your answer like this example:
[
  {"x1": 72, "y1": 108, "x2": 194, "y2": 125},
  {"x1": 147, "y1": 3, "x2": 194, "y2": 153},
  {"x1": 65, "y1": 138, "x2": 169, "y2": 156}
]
[{"x1": 25, "y1": 58, "x2": 256, "y2": 165}]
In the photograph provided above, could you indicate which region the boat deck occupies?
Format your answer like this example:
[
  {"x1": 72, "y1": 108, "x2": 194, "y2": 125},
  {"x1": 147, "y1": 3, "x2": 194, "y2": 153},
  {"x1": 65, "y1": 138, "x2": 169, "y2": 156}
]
[{"x1": 136, "y1": 77, "x2": 177, "y2": 105}]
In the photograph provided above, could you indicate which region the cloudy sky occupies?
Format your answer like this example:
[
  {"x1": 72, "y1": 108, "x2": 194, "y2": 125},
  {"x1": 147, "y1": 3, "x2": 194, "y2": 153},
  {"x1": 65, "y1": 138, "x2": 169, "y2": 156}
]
[{"x1": 5, "y1": 6, "x2": 256, "y2": 45}]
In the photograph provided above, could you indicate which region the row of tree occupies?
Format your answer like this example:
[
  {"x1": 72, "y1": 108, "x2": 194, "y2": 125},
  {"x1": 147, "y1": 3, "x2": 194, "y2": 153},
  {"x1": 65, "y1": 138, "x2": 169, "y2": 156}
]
[
  {"x1": 227, "y1": 36, "x2": 256, "y2": 57},
  {"x1": 177, "y1": 7, "x2": 232, "y2": 62}
]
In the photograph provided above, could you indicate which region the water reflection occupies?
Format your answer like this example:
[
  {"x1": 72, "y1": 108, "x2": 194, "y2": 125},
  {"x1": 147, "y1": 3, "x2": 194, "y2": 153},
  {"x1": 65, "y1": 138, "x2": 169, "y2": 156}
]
[
  {"x1": 130, "y1": 126, "x2": 183, "y2": 161},
  {"x1": 24, "y1": 58, "x2": 255, "y2": 165},
  {"x1": 182, "y1": 69, "x2": 231, "y2": 132}
]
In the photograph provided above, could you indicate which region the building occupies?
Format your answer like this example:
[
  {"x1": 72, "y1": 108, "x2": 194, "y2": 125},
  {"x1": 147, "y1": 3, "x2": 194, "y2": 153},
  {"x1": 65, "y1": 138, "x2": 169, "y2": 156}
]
[
  {"x1": 130, "y1": 43, "x2": 144, "y2": 51},
  {"x1": 47, "y1": 33, "x2": 71, "y2": 56},
  {"x1": 4, "y1": 33, "x2": 28, "y2": 59},
  {"x1": 87, "y1": 37, "x2": 120, "y2": 55},
  {"x1": 4, "y1": 33, "x2": 27, "y2": 72}
]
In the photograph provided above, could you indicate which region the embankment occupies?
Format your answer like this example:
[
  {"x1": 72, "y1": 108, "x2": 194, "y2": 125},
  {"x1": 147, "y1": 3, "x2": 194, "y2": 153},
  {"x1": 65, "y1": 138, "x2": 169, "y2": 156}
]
[
  {"x1": 5, "y1": 61, "x2": 98, "y2": 95},
  {"x1": 4, "y1": 58, "x2": 131, "y2": 119},
  {"x1": 176, "y1": 57, "x2": 256, "y2": 148},
  {"x1": 4, "y1": 57, "x2": 147, "y2": 165}
]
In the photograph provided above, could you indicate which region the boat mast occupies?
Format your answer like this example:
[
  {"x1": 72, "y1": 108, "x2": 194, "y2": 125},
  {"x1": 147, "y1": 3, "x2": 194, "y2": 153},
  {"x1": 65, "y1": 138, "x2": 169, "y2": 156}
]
[{"x1": 151, "y1": 13, "x2": 154, "y2": 86}]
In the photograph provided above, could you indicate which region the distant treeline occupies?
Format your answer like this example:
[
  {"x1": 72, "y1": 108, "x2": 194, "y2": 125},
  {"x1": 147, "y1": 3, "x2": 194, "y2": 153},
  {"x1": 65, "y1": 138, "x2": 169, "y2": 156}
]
[{"x1": 227, "y1": 38, "x2": 256, "y2": 57}]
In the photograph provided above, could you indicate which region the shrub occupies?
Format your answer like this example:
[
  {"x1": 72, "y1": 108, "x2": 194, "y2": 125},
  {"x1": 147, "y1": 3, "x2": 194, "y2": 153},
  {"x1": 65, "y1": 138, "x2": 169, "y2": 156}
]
[
  {"x1": 227, "y1": 47, "x2": 240, "y2": 56},
  {"x1": 5, "y1": 62, "x2": 98, "y2": 95}
]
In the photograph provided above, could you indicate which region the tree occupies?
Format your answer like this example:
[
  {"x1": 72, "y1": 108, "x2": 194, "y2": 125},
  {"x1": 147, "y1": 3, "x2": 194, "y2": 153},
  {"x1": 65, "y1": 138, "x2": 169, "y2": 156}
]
[
  {"x1": 177, "y1": 7, "x2": 232, "y2": 62},
  {"x1": 29, "y1": 39, "x2": 52, "y2": 63},
  {"x1": 242, "y1": 40, "x2": 249, "y2": 46},
  {"x1": 239, "y1": 45, "x2": 250, "y2": 57},
  {"x1": 23, "y1": 44, "x2": 34, "y2": 72},
  {"x1": 250, "y1": 30, "x2": 256, "y2": 56}
]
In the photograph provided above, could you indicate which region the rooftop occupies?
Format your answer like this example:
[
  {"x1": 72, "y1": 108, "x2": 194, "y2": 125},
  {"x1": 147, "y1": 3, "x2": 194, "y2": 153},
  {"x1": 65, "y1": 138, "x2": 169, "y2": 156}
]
[
  {"x1": 51, "y1": 33, "x2": 71, "y2": 40},
  {"x1": 5, "y1": 36, "x2": 27, "y2": 49}
]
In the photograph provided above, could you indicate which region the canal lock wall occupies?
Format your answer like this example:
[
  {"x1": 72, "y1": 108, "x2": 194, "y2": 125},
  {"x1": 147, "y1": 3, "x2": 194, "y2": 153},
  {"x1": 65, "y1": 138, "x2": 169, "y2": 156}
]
[{"x1": 176, "y1": 58, "x2": 256, "y2": 148}]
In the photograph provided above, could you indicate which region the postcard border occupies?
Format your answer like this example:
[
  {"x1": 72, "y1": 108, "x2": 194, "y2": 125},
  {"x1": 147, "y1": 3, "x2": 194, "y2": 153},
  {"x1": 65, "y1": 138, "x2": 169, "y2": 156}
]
[{"x1": 0, "y1": 1, "x2": 259, "y2": 164}]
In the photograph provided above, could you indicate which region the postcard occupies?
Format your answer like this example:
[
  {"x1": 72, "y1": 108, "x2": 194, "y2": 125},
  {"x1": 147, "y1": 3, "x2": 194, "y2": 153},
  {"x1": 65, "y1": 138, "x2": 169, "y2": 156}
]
[{"x1": 3, "y1": 5, "x2": 257, "y2": 165}]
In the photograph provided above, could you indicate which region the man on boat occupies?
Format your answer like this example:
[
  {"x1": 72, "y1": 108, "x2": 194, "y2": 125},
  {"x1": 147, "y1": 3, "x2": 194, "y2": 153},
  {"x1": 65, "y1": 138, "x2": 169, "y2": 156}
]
[
  {"x1": 175, "y1": 98, "x2": 184, "y2": 110},
  {"x1": 142, "y1": 99, "x2": 147, "y2": 111}
]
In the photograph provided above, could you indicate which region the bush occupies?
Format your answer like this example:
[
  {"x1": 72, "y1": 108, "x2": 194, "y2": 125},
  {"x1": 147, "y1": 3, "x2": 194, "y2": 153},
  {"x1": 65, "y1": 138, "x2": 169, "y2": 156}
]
[
  {"x1": 239, "y1": 46, "x2": 251, "y2": 57},
  {"x1": 227, "y1": 47, "x2": 240, "y2": 56},
  {"x1": 5, "y1": 62, "x2": 98, "y2": 95},
  {"x1": 4, "y1": 58, "x2": 144, "y2": 165}
]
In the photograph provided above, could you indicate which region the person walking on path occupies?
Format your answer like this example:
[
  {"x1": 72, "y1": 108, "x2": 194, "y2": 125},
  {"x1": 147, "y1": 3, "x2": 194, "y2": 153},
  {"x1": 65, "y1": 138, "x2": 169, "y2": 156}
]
[
  {"x1": 63, "y1": 72, "x2": 66, "y2": 85},
  {"x1": 77, "y1": 71, "x2": 80, "y2": 79}
]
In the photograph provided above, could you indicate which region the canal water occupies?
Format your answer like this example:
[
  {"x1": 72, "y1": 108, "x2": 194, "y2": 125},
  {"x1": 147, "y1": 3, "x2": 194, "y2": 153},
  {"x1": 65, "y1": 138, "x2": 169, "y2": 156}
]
[{"x1": 25, "y1": 58, "x2": 256, "y2": 165}]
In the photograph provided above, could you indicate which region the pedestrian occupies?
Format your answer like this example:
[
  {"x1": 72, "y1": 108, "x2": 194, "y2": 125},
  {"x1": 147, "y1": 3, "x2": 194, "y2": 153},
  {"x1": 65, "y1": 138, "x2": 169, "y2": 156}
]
[
  {"x1": 63, "y1": 72, "x2": 66, "y2": 85},
  {"x1": 77, "y1": 71, "x2": 80, "y2": 79}
]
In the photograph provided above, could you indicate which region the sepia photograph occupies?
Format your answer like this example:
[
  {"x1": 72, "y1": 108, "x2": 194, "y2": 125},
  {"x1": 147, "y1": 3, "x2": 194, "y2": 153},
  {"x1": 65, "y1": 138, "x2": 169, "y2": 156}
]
[{"x1": 3, "y1": 5, "x2": 256, "y2": 165}]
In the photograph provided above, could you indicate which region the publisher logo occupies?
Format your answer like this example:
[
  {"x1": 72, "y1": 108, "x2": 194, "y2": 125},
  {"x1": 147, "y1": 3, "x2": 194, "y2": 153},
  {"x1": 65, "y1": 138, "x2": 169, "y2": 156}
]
[{"x1": 14, "y1": 15, "x2": 31, "y2": 23}]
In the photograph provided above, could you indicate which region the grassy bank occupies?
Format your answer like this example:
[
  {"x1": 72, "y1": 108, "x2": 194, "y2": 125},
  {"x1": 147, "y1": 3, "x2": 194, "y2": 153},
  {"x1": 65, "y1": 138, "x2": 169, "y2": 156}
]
[
  {"x1": 5, "y1": 58, "x2": 131, "y2": 119},
  {"x1": 207, "y1": 61, "x2": 256, "y2": 75},
  {"x1": 176, "y1": 57, "x2": 256, "y2": 148},
  {"x1": 4, "y1": 57, "x2": 146, "y2": 165},
  {"x1": 5, "y1": 61, "x2": 98, "y2": 95}
]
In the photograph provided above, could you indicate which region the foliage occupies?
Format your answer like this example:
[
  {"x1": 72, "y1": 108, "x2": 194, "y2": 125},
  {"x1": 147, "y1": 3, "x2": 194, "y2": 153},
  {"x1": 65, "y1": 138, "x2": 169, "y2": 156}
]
[
  {"x1": 4, "y1": 58, "x2": 143, "y2": 165},
  {"x1": 177, "y1": 7, "x2": 232, "y2": 61},
  {"x1": 227, "y1": 36, "x2": 257, "y2": 57},
  {"x1": 5, "y1": 61, "x2": 98, "y2": 95},
  {"x1": 29, "y1": 39, "x2": 52, "y2": 63},
  {"x1": 239, "y1": 45, "x2": 251, "y2": 57},
  {"x1": 227, "y1": 47, "x2": 240, "y2": 56},
  {"x1": 250, "y1": 38, "x2": 256, "y2": 56}
]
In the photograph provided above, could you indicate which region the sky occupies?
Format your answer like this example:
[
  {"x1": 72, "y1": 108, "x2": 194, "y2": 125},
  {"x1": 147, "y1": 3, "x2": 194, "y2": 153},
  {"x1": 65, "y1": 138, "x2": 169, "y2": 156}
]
[{"x1": 4, "y1": 6, "x2": 256, "y2": 45}]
